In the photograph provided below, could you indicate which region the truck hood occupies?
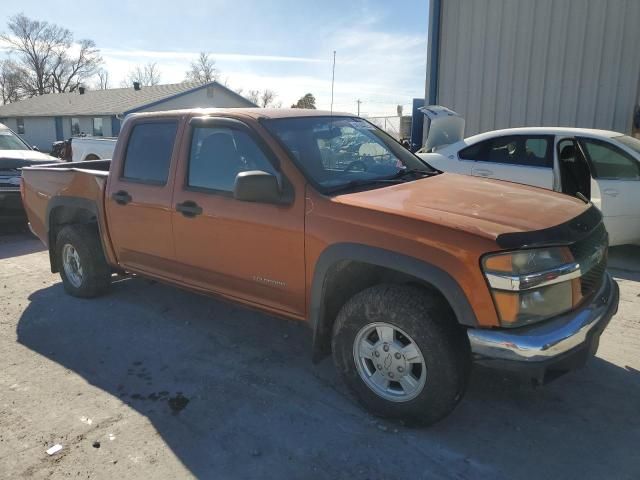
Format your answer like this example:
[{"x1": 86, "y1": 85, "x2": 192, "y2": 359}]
[
  {"x1": 334, "y1": 173, "x2": 589, "y2": 241},
  {"x1": 0, "y1": 150, "x2": 61, "y2": 169}
]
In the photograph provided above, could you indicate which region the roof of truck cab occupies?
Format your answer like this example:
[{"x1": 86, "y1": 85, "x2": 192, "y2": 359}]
[{"x1": 128, "y1": 108, "x2": 354, "y2": 120}]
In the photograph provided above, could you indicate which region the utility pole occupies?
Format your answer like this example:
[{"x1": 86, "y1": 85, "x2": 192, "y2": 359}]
[
  {"x1": 356, "y1": 99, "x2": 362, "y2": 116},
  {"x1": 330, "y1": 50, "x2": 336, "y2": 114}
]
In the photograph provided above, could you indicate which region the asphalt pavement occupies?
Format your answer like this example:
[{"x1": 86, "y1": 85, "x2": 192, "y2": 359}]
[{"x1": 0, "y1": 231, "x2": 638, "y2": 479}]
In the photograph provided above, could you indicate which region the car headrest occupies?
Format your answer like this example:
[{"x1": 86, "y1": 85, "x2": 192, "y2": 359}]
[{"x1": 560, "y1": 144, "x2": 576, "y2": 160}]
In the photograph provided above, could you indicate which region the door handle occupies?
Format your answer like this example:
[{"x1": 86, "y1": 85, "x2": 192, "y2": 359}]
[
  {"x1": 475, "y1": 169, "x2": 493, "y2": 177},
  {"x1": 176, "y1": 200, "x2": 203, "y2": 218},
  {"x1": 603, "y1": 189, "x2": 619, "y2": 197},
  {"x1": 112, "y1": 190, "x2": 132, "y2": 205}
]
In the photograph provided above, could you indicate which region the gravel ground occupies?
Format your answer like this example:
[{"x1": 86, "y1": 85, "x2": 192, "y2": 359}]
[{"x1": 0, "y1": 231, "x2": 638, "y2": 480}]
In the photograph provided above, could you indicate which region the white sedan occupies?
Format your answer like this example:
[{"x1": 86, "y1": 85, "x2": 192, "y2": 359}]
[{"x1": 418, "y1": 123, "x2": 640, "y2": 246}]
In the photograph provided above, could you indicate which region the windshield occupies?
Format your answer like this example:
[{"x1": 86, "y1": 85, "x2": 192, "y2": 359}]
[
  {"x1": 263, "y1": 116, "x2": 433, "y2": 192},
  {"x1": 0, "y1": 128, "x2": 30, "y2": 150},
  {"x1": 614, "y1": 135, "x2": 640, "y2": 155}
]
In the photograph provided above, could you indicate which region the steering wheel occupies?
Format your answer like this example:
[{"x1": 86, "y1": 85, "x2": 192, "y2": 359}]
[{"x1": 343, "y1": 160, "x2": 368, "y2": 172}]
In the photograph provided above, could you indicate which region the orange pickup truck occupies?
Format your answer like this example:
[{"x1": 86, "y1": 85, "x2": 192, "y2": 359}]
[{"x1": 21, "y1": 108, "x2": 619, "y2": 425}]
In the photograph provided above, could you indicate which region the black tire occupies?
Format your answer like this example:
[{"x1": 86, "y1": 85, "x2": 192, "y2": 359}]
[
  {"x1": 331, "y1": 284, "x2": 471, "y2": 426},
  {"x1": 55, "y1": 224, "x2": 111, "y2": 298}
]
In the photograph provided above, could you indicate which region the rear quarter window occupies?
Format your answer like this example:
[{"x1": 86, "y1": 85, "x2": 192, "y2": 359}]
[{"x1": 122, "y1": 122, "x2": 178, "y2": 184}]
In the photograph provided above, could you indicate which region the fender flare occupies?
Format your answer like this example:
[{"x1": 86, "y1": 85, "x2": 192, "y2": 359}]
[
  {"x1": 309, "y1": 243, "x2": 478, "y2": 361},
  {"x1": 45, "y1": 196, "x2": 103, "y2": 272}
]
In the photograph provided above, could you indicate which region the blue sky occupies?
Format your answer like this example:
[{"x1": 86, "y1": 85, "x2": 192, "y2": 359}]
[{"x1": 2, "y1": 0, "x2": 428, "y2": 116}]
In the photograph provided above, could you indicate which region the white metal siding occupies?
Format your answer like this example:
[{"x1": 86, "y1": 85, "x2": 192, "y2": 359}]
[{"x1": 434, "y1": 0, "x2": 640, "y2": 135}]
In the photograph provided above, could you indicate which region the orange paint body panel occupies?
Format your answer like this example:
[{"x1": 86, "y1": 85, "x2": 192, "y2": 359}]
[{"x1": 20, "y1": 108, "x2": 591, "y2": 329}]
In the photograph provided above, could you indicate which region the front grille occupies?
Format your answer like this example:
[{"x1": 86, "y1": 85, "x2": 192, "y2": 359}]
[
  {"x1": 580, "y1": 257, "x2": 607, "y2": 295},
  {"x1": 0, "y1": 170, "x2": 21, "y2": 189},
  {"x1": 569, "y1": 223, "x2": 608, "y2": 297}
]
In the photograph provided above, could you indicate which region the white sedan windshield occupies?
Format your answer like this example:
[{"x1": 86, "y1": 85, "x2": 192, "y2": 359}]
[{"x1": 614, "y1": 135, "x2": 640, "y2": 155}]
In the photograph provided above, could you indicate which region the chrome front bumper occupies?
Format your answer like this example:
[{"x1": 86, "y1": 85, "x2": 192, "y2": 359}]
[{"x1": 468, "y1": 273, "x2": 618, "y2": 365}]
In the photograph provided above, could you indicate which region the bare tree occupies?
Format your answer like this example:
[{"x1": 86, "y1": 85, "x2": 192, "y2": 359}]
[
  {"x1": 1, "y1": 13, "x2": 102, "y2": 96},
  {"x1": 50, "y1": 39, "x2": 102, "y2": 93},
  {"x1": 242, "y1": 88, "x2": 279, "y2": 108},
  {"x1": 185, "y1": 52, "x2": 218, "y2": 83},
  {"x1": 95, "y1": 69, "x2": 110, "y2": 90},
  {"x1": 246, "y1": 89, "x2": 260, "y2": 105},
  {"x1": 0, "y1": 60, "x2": 23, "y2": 104},
  {"x1": 260, "y1": 89, "x2": 276, "y2": 108},
  {"x1": 123, "y1": 62, "x2": 161, "y2": 87}
]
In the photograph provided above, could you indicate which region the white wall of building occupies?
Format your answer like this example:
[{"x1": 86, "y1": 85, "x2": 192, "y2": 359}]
[
  {"x1": 66, "y1": 116, "x2": 113, "y2": 137},
  {"x1": 14, "y1": 117, "x2": 57, "y2": 151},
  {"x1": 0, "y1": 83, "x2": 250, "y2": 151},
  {"x1": 429, "y1": 0, "x2": 640, "y2": 136},
  {"x1": 1, "y1": 117, "x2": 18, "y2": 132},
  {"x1": 139, "y1": 85, "x2": 255, "y2": 112}
]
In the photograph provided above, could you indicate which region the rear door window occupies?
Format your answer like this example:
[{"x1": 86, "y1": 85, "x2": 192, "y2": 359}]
[
  {"x1": 460, "y1": 135, "x2": 552, "y2": 167},
  {"x1": 122, "y1": 122, "x2": 178, "y2": 184}
]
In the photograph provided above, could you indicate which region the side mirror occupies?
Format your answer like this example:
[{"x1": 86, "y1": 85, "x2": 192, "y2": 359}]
[
  {"x1": 32, "y1": 145, "x2": 40, "y2": 151},
  {"x1": 234, "y1": 170, "x2": 282, "y2": 204}
]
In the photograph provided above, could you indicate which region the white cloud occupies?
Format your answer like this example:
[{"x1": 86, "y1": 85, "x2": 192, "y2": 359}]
[
  {"x1": 3, "y1": 16, "x2": 427, "y2": 117},
  {"x1": 101, "y1": 48, "x2": 324, "y2": 64}
]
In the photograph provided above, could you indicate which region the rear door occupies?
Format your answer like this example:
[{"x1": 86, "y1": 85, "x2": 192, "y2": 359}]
[
  {"x1": 463, "y1": 135, "x2": 554, "y2": 189},
  {"x1": 105, "y1": 117, "x2": 182, "y2": 278},
  {"x1": 170, "y1": 117, "x2": 306, "y2": 316},
  {"x1": 578, "y1": 137, "x2": 640, "y2": 245}
]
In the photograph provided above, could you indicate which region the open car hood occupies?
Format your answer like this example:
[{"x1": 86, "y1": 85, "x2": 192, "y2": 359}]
[{"x1": 420, "y1": 105, "x2": 465, "y2": 152}]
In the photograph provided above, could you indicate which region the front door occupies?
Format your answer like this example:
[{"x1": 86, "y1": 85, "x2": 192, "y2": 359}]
[
  {"x1": 578, "y1": 137, "x2": 640, "y2": 245},
  {"x1": 105, "y1": 119, "x2": 181, "y2": 278},
  {"x1": 170, "y1": 117, "x2": 306, "y2": 316}
]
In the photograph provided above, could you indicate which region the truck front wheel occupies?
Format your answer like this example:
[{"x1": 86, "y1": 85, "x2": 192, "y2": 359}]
[
  {"x1": 331, "y1": 284, "x2": 470, "y2": 426},
  {"x1": 56, "y1": 225, "x2": 111, "y2": 298}
]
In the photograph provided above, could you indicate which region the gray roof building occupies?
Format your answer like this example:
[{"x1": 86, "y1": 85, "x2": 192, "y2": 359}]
[{"x1": 0, "y1": 81, "x2": 256, "y2": 151}]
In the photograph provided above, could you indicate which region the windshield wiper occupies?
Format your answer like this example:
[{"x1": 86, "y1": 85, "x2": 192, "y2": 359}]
[
  {"x1": 325, "y1": 169, "x2": 438, "y2": 195},
  {"x1": 386, "y1": 168, "x2": 438, "y2": 180},
  {"x1": 324, "y1": 178, "x2": 404, "y2": 194}
]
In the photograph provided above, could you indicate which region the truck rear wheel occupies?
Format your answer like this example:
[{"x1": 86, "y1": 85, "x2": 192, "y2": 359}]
[
  {"x1": 56, "y1": 225, "x2": 111, "y2": 298},
  {"x1": 331, "y1": 284, "x2": 470, "y2": 426}
]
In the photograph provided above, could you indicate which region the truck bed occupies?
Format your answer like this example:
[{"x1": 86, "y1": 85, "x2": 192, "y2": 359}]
[{"x1": 21, "y1": 160, "x2": 111, "y2": 248}]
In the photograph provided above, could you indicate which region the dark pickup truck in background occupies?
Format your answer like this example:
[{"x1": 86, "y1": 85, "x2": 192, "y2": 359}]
[{"x1": 0, "y1": 122, "x2": 60, "y2": 224}]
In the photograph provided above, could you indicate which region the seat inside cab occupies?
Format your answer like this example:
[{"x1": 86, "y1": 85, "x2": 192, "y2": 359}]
[{"x1": 558, "y1": 141, "x2": 591, "y2": 200}]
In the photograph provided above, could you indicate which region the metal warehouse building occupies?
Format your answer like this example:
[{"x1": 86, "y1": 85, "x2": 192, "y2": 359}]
[{"x1": 425, "y1": 0, "x2": 640, "y2": 137}]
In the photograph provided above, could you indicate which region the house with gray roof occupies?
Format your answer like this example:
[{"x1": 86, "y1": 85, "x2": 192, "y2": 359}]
[{"x1": 0, "y1": 80, "x2": 256, "y2": 151}]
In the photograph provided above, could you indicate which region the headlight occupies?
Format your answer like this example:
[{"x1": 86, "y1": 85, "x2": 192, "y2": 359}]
[{"x1": 482, "y1": 247, "x2": 582, "y2": 327}]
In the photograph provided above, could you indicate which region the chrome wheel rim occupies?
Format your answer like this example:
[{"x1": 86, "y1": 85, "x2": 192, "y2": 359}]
[
  {"x1": 62, "y1": 244, "x2": 83, "y2": 288},
  {"x1": 353, "y1": 322, "x2": 427, "y2": 402}
]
